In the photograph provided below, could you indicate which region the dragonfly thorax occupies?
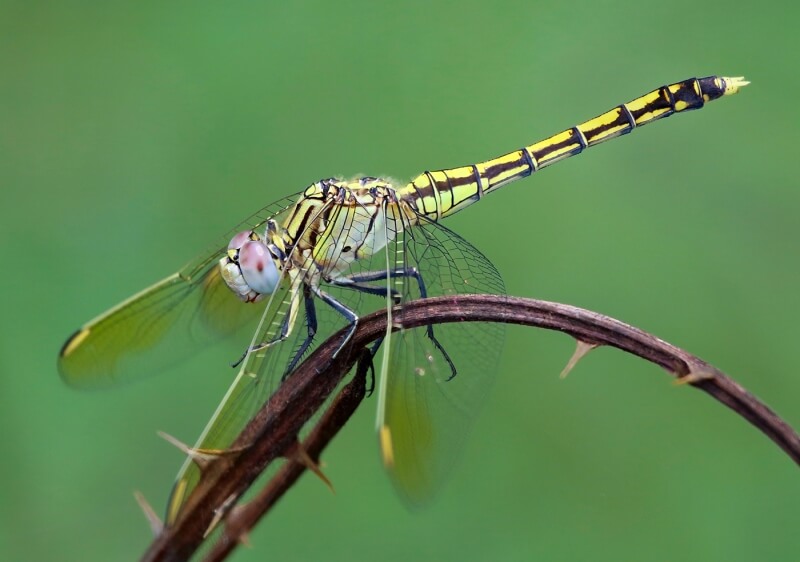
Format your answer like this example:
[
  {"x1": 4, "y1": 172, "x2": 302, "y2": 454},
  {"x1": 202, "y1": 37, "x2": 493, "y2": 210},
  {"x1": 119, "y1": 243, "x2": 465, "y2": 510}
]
[
  {"x1": 286, "y1": 178, "x2": 414, "y2": 279},
  {"x1": 220, "y1": 229, "x2": 283, "y2": 302}
]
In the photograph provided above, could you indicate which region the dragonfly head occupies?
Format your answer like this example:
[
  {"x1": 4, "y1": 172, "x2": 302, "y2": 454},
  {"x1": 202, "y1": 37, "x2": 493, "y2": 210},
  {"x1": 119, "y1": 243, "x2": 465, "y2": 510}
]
[{"x1": 219, "y1": 230, "x2": 282, "y2": 303}]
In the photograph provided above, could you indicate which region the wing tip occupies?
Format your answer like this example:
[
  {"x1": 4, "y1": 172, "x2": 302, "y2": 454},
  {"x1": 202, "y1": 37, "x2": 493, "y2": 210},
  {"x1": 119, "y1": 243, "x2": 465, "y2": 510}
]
[
  {"x1": 58, "y1": 327, "x2": 91, "y2": 386},
  {"x1": 59, "y1": 327, "x2": 90, "y2": 359}
]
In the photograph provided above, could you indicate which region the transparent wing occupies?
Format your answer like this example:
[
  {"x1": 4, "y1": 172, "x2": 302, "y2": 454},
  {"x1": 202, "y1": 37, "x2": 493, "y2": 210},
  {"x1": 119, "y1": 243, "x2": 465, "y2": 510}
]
[
  {"x1": 57, "y1": 192, "x2": 303, "y2": 389},
  {"x1": 378, "y1": 215, "x2": 506, "y2": 506},
  {"x1": 165, "y1": 278, "x2": 308, "y2": 523},
  {"x1": 165, "y1": 197, "x2": 350, "y2": 522}
]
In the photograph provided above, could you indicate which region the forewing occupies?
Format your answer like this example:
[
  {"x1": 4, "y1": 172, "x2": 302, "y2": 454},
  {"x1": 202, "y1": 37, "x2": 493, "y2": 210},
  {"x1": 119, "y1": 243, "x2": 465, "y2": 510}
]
[
  {"x1": 164, "y1": 278, "x2": 308, "y2": 523},
  {"x1": 165, "y1": 196, "x2": 349, "y2": 523},
  {"x1": 57, "y1": 193, "x2": 302, "y2": 388},
  {"x1": 379, "y1": 216, "x2": 506, "y2": 506}
]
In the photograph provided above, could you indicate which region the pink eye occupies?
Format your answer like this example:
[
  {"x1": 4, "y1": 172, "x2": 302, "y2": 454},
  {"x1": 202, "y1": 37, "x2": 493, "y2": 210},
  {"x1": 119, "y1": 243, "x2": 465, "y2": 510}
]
[
  {"x1": 228, "y1": 230, "x2": 253, "y2": 250},
  {"x1": 238, "y1": 240, "x2": 279, "y2": 295}
]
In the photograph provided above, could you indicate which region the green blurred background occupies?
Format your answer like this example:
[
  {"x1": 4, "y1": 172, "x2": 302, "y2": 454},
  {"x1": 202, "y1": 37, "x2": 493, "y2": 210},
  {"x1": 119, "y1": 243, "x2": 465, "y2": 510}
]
[{"x1": 2, "y1": 0, "x2": 799, "y2": 560}]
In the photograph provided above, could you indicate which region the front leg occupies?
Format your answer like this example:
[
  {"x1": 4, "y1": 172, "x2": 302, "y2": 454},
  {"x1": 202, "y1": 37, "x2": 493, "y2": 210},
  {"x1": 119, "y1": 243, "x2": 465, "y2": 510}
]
[{"x1": 232, "y1": 283, "x2": 303, "y2": 369}]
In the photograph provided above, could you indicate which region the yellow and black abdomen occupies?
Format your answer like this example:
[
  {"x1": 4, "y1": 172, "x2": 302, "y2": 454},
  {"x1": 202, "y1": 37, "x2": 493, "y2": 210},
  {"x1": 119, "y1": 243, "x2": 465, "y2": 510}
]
[{"x1": 400, "y1": 75, "x2": 748, "y2": 221}]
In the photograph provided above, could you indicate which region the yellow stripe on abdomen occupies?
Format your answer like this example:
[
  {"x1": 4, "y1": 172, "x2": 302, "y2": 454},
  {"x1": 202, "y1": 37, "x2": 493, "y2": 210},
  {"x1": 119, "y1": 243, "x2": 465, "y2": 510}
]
[{"x1": 400, "y1": 75, "x2": 748, "y2": 221}]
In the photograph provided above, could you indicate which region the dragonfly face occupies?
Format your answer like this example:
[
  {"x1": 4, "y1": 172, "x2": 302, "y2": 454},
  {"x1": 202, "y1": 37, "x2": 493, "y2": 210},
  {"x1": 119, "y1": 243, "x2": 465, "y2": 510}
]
[{"x1": 220, "y1": 229, "x2": 283, "y2": 303}]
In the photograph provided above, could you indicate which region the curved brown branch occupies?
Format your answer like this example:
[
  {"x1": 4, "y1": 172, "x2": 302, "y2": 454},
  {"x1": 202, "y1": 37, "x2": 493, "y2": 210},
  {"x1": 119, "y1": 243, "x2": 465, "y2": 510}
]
[
  {"x1": 201, "y1": 347, "x2": 373, "y2": 562},
  {"x1": 140, "y1": 295, "x2": 800, "y2": 562}
]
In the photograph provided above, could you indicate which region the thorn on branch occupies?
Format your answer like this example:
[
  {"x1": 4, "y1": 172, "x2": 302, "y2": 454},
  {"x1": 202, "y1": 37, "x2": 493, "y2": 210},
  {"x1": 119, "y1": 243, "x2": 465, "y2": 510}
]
[{"x1": 140, "y1": 295, "x2": 800, "y2": 562}]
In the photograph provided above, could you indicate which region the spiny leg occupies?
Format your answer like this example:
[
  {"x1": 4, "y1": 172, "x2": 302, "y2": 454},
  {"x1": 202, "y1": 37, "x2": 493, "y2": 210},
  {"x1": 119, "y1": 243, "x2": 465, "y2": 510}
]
[
  {"x1": 331, "y1": 277, "x2": 402, "y2": 303},
  {"x1": 283, "y1": 286, "x2": 318, "y2": 379},
  {"x1": 312, "y1": 286, "x2": 359, "y2": 359},
  {"x1": 332, "y1": 267, "x2": 458, "y2": 380},
  {"x1": 231, "y1": 309, "x2": 293, "y2": 368},
  {"x1": 234, "y1": 281, "x2": 365, "y2": 373},
  {"x1": 364, "y1": 337, "x2": 384, "y2": 396},
  {"x1": 231, "y1": 290, "x2": 301, "y2": 369},
  {"x1": 352, "y1": 337, "x2": 382, "y2": 397}
]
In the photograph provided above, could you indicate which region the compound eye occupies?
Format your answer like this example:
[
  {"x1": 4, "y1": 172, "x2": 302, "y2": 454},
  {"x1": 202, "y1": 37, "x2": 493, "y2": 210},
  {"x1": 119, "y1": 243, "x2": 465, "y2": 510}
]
[
  {"x1": 228, "y1": 230, "x2": 253, "y2": 250},
  {"x1": 239, "y1": 240, "x2": 280, "y2": 295}
]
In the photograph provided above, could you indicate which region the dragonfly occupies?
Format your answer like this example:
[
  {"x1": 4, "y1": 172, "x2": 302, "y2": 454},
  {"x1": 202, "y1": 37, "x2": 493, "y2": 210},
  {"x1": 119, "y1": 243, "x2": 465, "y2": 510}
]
[{"x1": 58, "y1": 75, "x2": 748, "y2": 522}]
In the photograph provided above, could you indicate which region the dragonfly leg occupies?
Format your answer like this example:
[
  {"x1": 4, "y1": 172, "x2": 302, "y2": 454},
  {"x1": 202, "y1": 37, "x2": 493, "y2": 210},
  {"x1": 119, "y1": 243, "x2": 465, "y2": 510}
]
[
  {"x1": 231, "y1": 287, "x2": 303, "y2": 369},
  {"x1": 230, "y1": 308, "x2": 293, "y2": 368},
  {"x1": 330, "y1": 271, "x2": 404, "y2": 303},
  {"x1": 333, "y1": 268, "x2": 458, "y2": 380},
  {"x1": 283, "y1": 286, "x2": 318, "y2": 379},
  {"x1": 312, "y1": 286, "x2": 359, "y2": 359},
  {"x1": 364, "y1": 337, "x2": 383, "y2": 396}
]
